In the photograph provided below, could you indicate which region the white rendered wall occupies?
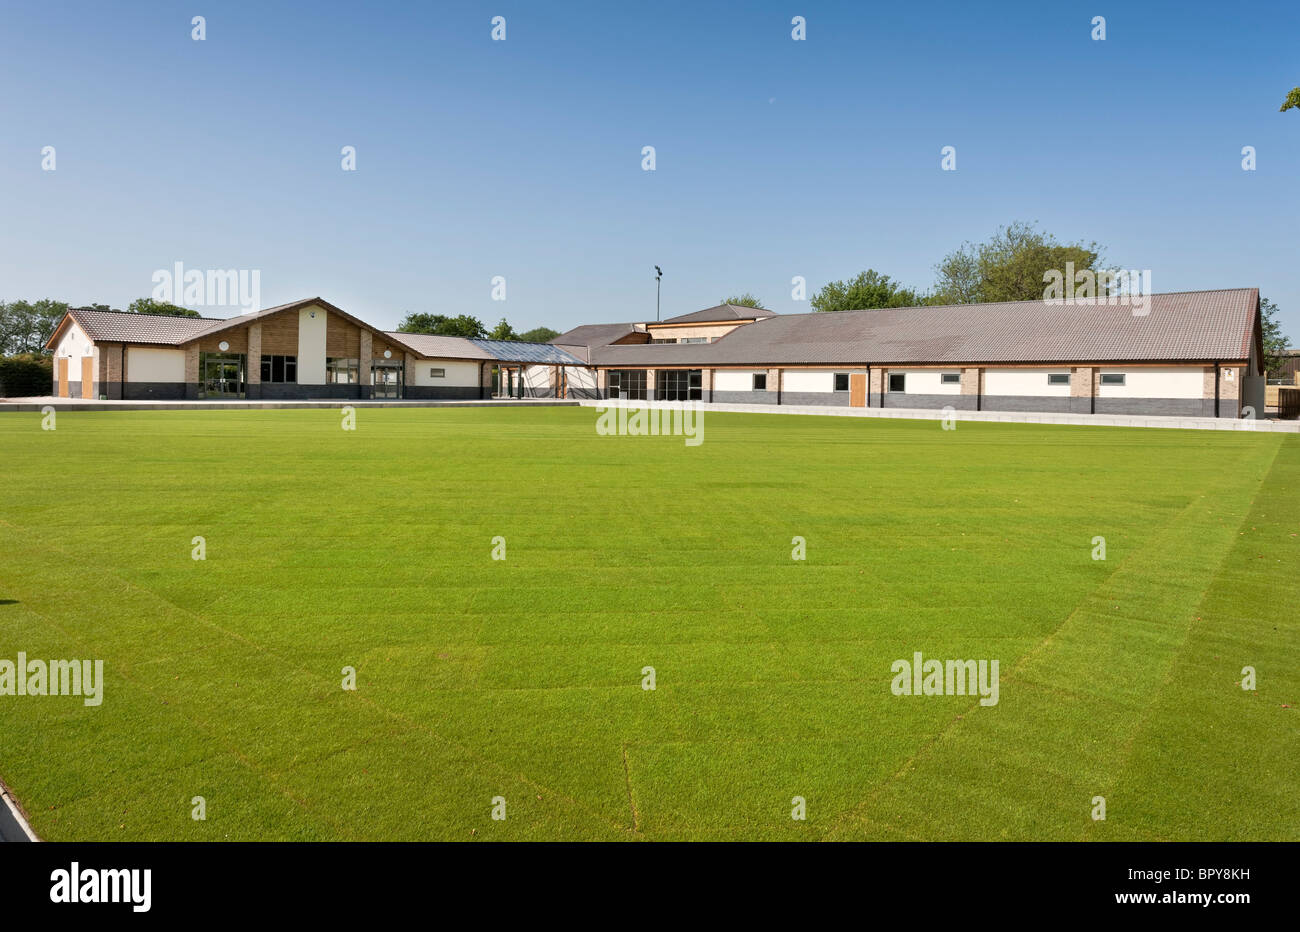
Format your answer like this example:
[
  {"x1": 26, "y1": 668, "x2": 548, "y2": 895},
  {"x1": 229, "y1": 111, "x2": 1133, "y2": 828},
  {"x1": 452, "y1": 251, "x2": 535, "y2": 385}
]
[
  {"x1": 412, "y1": 359, "x2": 480, "y2": 387},
  {"x1": 126, "y1": 347, "x2": 186, "y2": 382},
  {"x1": 984, "y1": 368, "x2": 1071, "y2": 397},
  {"x1": 296, "y1": 306, "x2": 328, "y2": 384},
  {"x1": 780, "y1": 369, "x2": 846, "y2": 393},
  {"x1": 888, "y1": 369, "x2": 961, "y2": 394},
  {"x1": 714, "y1": 369, "x2": 765, "y2": 391},
  {"x1": 1097, "y1": 367, "x2": 1202, "y2": 399}
]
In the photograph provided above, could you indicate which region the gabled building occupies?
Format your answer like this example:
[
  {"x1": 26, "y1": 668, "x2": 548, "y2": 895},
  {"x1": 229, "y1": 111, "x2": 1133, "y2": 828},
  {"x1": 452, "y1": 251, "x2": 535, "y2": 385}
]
[{"x1": 44, "y1": 298, "x2": 585, "y2": 401}]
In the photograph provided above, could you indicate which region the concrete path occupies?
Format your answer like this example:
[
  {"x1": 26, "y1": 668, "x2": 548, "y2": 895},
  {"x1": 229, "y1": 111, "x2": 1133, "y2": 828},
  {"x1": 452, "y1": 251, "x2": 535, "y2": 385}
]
[
  {"x1": 0, "y1": 397, "x2": 579, "y2": 413},
  {"x1": 0, "y1": 780, "x2": 37, "y2": 842},
  {"x1": 579, "y1": 399, "x2": 1300, "y2": 433}
]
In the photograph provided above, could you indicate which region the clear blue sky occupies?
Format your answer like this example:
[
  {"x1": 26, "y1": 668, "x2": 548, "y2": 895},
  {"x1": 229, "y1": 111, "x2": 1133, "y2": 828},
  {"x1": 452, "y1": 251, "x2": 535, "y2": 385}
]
[{"x1": 1, "y1": 0, "x2": 1297, "y2": 337}]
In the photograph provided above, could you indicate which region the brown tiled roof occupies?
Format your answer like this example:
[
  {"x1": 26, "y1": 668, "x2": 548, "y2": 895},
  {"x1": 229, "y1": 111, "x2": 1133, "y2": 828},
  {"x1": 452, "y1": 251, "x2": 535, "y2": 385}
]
[
  {"x1": 591, "y1": 290, "x2": 1259, "y2": 367},
  {"x1": 55, "y1": 307, "x2": 220, "y2": 346},
  {"x1": 383, "y1": 331, "x2": 494, "y2": 360},
  {"x1": 655, "y1": 303, "x2": 777, "y2": 325}
]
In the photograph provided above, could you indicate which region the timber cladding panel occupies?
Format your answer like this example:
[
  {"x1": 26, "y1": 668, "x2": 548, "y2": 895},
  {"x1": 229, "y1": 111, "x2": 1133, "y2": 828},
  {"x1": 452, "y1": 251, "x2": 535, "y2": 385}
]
[
  {"x1": 325, "y1": 312, "x2": 361, "y2": 358},
  {"x1": 259, "y1": 310, "x2": 299, "y2": 355},
  {"x1": 372, "y1": 336, "x2": 404, "y2": 361},
  {"x1": 196, "y1": 328, "x2": 248, "y2": 354}
]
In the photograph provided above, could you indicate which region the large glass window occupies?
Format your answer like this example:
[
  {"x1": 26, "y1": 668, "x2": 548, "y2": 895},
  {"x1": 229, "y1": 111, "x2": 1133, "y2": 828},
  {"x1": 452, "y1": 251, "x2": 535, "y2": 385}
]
[
  {"x1": 200, "y1": 352, "x2": 245, "y2": 398},
  {"x1": 608, "y1": 369, "x2": 647, "y2": 400},
  {"x1": 888, "y1": 373, "x2": 906, "y2": 393},
  {"x1": 656, "y1": 369, "x2": 702, "y2": 401},
  {"x1": 261, "y1": 355, "x2": 297, "y2": 383},
  {"x1": 833, "y1": 372, "x2": 850, "y2": 392},
  {"x1": 326, "y1": 357, "x2": 359, "y2": 384}
]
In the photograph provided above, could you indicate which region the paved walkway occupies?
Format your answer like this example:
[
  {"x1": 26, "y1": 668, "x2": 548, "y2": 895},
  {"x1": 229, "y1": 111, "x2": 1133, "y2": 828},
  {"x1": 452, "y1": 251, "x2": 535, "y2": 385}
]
[
  {"x1": 0, "y1": 397, "x2": 578, "y2": 412},
  {"x1": 579, "y1": 399, "x2": 1300, "y2": 433}
]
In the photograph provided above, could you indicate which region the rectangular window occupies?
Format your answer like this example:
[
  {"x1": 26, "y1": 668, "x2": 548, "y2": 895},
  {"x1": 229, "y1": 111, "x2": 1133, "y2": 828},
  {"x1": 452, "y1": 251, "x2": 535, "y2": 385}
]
[
  {"x1": 1047, "y1": 373, "x2": 1070, "y2": 386},
  {"x1": 608, "y1": 369, "x2": 647, "y2": 400},
  {"x1": 656, "y1": 369, "x2": 702, "y2": 401},
  {"x1": 1100, "y1": 373, "x2": 1126, "y2": 386},
  {"x1": 888, "y1": 373, "x2": 906, "y2": 393},
  {"x1": 941, "y1": 373, "x2": 960, "y2": 385},
  {"x1": 326, "y1": 357, "x2": 359, "y2": 384},
  {"x1": 261, "y1": 355, "x2": 298, "y2": 383},
  {"x1": 680, "y1": 337, "x2": 708, "y2": 344},
  {"x1": 429, "y1": 368, "x2": 445, "y2": 378},
  {"x1": 833, "y1": 372, "x2": 850, "y2": 392},
  {"x1": 650, "y1": 338, "x2": 677, "y2": 344},
  {"x1": 752, "y1": 373, "x2": 767, "y2": 391}
]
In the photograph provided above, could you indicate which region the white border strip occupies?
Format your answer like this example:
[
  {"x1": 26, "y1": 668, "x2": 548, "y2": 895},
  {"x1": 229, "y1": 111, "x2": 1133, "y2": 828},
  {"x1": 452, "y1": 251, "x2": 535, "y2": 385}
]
[
  {"x1": 579, "y1": 399, "x2": 1300, "y2": 432},
  {"x1": 0, "y1": 778, "x2": 40, "y2": 842}
]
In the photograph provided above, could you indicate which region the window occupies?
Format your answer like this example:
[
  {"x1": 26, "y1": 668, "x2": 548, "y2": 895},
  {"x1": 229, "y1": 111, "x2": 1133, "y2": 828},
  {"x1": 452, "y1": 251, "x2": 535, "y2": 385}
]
[
  {"x1": 1100, "y1": 373, "x2": 1126, "y2": 386},
  {"x1": 261, "y1": 355, "x2": 297, "y2": 383},
  {"x1": 326, "y1": 357, "x2": 359, "y2": 384},
  {"x1": 656, "y1": 369, "x2": 702, "y2": 401},
  {"x1": 1047, "y1": 373, "x2": 1070, "y2": 386},
  {"x1": 608, "y1": 369, "x2": 647, "y2": 400},
  {"x1": 752, "y1": 373, "x2": 767, "y2": 391},
  {"x1": 888, "y1": 373, "x2": 906, "y2": 393},
  {"x1": 941, "y1": 373, "x2": 960, "y2": 385},
  {"x1": 650, "y1": 338, "x2": 677, "y2": 345},
  {"x1": 833, "y1": 372, "x2": 850, "y2": 392},
  {"x1": 680, "y1": 337, "x2": 709, "y2": 344},
  {"x1": 429, "y1": 367, "x2": 445, "y2": 378}
]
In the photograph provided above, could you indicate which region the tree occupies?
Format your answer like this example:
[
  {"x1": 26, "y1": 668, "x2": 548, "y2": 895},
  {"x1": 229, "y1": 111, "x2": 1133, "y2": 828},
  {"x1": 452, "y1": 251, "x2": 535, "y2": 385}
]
[
  {"x1": 0, "y1": 299, "x2": 69, "y2": 355},
  {"x1": 932, "y1": 222, "x2": 1105, "y2": 304},
  {"x1": 518, "y1": 326, "x2": 560, "y2": 343},
  {"x1": 396, "y1": 313, "x2": 486, "y2": 338},
  {"x1": 1260, "y1": 297, "x2": 1292, "y2": 378},
  {"x1": 128, "y1": 297, "x2": 200, "y2": 317},
  {"x1": 1280, "y1": 88, "x2": 1300, "y2": 112},
  {"x1": 722, "y1": 293, "x2": 765, "y2": 308},
  {"x1": 811, "y1": 270, "x2": 922, "y2": 313},
  {"x1": 488, "y1": 317, "x2": 518, "y2": 341}
]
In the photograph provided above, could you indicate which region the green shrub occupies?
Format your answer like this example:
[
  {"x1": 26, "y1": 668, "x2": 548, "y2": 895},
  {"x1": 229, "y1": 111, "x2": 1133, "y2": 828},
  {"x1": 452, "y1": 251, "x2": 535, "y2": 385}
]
[{"x1": 0, "y1": 354, "x2": 53, "y2": 397}]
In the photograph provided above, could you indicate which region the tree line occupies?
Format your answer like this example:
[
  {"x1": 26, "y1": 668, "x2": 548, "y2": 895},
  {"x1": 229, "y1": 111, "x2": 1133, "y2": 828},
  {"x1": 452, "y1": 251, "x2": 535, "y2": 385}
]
[{"x1": 396, "y1": 313, "x2": 558, "y2": 343}]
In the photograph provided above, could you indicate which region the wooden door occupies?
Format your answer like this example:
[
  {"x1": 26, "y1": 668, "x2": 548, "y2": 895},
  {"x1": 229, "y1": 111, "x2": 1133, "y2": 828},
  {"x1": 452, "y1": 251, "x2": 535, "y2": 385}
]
[
  {"x1": 81, "y1": 357, "x2": 95, "y2": 399},
  {"x1": 58, "y1": 358, "x2": 69, "y2": 397},
  {"x1": 849, "y1": 372, "x2": 866, "y2": 407}
]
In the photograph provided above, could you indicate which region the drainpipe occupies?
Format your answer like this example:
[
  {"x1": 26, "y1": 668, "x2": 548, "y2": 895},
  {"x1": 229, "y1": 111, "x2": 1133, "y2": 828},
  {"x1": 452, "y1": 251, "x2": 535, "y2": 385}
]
[
  {"x1": 1214, "y1": 362, "x2": 1220, "y2": 418},
  {"x1": 120, "y1": 344, "x2": 126, "y2": 400}
]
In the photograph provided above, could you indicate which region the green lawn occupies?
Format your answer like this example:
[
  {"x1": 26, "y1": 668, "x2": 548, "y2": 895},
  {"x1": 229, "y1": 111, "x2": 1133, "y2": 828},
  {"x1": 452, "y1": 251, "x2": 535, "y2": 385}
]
[{"x1": 0, "y1": 406, "x2": 1295, "y2": 841}]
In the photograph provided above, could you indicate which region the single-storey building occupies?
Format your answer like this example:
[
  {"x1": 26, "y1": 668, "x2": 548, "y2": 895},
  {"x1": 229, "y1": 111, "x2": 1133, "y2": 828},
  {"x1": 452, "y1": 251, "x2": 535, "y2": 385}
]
[
  {"x1": 44, "y1": 298, "x2": 586, "y2": 401},
  {"x1": 547, "y1": 289, "x2": 1266, "y2": 418},
  {"x1": 45, "y1": 289, "x2": 1266, "y2": 418}
]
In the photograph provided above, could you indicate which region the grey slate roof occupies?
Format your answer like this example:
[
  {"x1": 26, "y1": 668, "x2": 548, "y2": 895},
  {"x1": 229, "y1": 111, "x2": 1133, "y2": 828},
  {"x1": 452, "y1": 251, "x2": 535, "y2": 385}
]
[
  {"x1": 591, "y1": 290, "x2": 1259, "y2": 367},
  {"x1": 655, "y1": 303, "x2": 777, "y2": 325},
  {"x1": 62, "y1": 307, "x2": 220, "y2": 345},
  {"x1": 549, "y1": 322, "x2": 641, "y2": 348},
  {"x1": 384, "y1": 332, "x2": 494, "y2": 360}
]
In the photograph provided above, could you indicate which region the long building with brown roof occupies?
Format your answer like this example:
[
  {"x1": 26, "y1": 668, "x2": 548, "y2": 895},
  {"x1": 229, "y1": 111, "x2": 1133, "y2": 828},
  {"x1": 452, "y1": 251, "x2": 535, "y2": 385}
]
[{"x1": 45, "y1": 289, "x2": 1265, "y2": 417}]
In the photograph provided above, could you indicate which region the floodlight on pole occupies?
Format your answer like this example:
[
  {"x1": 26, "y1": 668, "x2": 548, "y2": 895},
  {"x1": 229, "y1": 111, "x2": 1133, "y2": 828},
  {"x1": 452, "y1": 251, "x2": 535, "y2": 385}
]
[{"x1": 654, "y1": 265, "x2": 662, "y2": 321}]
